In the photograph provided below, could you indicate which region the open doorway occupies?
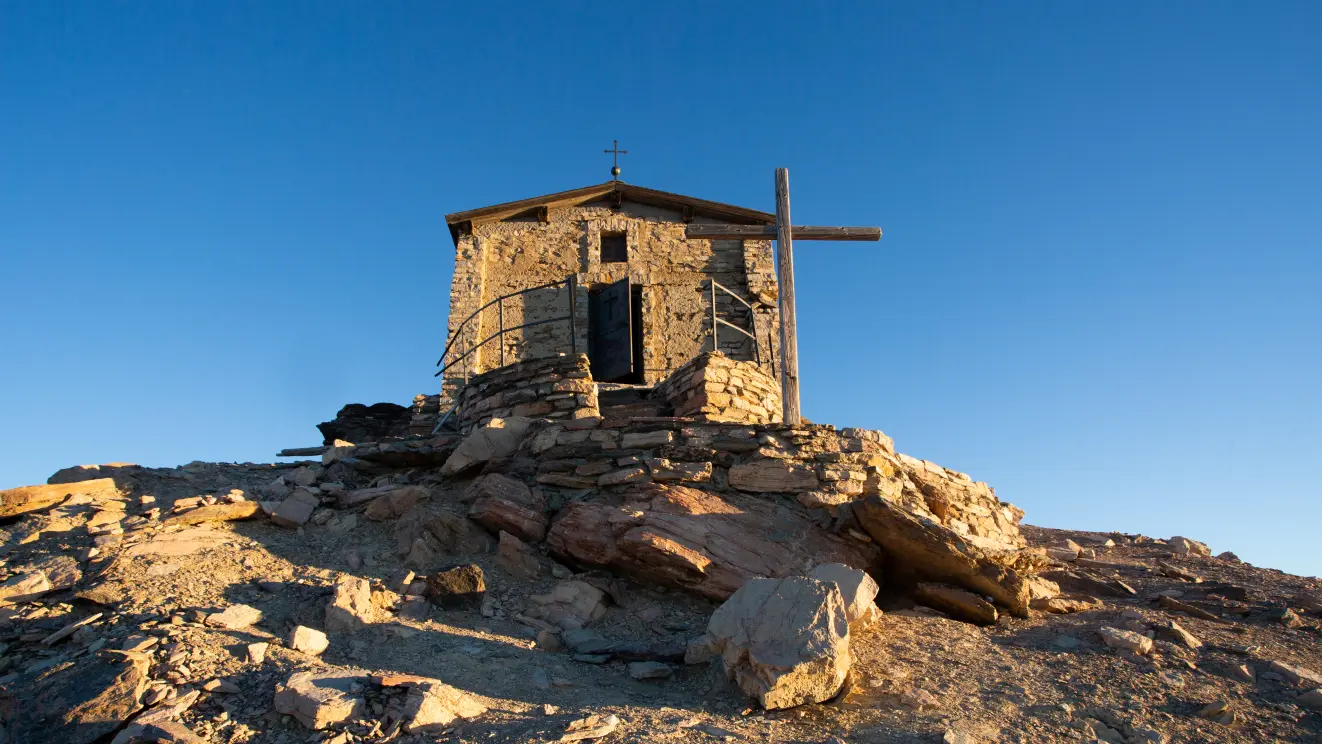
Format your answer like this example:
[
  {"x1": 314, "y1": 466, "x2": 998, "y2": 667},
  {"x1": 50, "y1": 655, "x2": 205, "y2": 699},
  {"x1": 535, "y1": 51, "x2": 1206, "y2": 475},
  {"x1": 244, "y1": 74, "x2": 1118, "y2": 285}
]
[{"x1": 587, "y1": 278, "x2": 644, "y2": 383}]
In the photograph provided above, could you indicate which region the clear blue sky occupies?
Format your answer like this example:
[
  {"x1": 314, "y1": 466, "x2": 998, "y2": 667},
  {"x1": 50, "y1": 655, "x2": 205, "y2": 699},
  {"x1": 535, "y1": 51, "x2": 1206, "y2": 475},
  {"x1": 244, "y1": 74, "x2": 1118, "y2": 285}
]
[{"x1": 2, "y1": 3, "x2": 1318, "y2": 575}]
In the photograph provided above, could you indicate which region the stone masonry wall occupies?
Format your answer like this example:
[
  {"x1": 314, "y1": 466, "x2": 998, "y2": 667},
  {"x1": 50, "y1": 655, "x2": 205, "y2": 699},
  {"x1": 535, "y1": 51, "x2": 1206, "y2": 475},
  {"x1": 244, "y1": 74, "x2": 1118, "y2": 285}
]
[
  {"x1": 455, "y1": 354, "x2": 600, "y2": 431},
  {"x1": 443, "y1": 200, "x2": 781, "y2": 389},
  {"x1": 653, "y1": 352, "x2": 782, "y2": 424},
  {"x1": 524, "y1": 416, "x2": 1026, "y2": 553}
]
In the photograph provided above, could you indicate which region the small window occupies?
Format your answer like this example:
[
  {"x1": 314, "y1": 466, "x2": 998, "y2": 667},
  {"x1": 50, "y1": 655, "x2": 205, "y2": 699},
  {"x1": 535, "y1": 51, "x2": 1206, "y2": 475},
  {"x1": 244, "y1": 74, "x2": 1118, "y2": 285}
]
[{"x1": 600, "y1": 231, "x2": 628, "y2": 263}]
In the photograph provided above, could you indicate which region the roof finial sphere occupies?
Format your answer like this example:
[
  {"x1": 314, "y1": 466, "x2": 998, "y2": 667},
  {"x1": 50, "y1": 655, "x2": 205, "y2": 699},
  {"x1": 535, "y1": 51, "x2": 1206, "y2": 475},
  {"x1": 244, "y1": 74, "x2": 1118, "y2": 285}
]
[{"x1": 611, "y1": 165, "x2": 621, "y2": 178}]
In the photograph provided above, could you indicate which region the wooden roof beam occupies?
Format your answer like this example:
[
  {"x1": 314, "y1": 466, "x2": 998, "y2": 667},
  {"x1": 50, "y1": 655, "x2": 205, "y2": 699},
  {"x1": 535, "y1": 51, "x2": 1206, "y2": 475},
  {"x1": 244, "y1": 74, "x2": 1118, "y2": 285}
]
[{"x1": 685, "y1": 225, "x2": 881, "y2": 241}]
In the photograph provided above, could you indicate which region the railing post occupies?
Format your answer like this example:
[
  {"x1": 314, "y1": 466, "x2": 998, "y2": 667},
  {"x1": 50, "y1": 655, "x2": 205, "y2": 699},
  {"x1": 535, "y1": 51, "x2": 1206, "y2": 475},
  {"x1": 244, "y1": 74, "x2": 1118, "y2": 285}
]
[
  {"x1": 498, "y1": 297, "x2": 505, "y2": 367},
  {"x1": 754, "y1": 312, "x2": 762, "y2": 367},
  {"x1": 710, "y1": 280, "x2": 718, "y2": 353},
  {"x1": 567, "y1": 276, "x2": 577, "y2": 355}
]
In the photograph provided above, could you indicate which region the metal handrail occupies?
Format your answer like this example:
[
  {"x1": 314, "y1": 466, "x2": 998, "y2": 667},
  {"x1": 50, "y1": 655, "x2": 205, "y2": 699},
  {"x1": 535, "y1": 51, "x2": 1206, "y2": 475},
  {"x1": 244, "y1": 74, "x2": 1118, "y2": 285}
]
[
  {"x1": 435, "y1": 276, "x2": 577, "y2": 380},
  {"x1": 708, "y1": 279, "x2": 773, "y2": 375}
]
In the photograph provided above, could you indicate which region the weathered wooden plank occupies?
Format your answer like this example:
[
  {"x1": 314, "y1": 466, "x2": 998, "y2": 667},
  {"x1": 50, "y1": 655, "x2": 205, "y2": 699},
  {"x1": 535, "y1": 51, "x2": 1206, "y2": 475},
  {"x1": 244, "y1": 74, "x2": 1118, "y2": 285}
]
[
  {"x1": 775, "y1": 168, "x2": 801, "y2": 426},
  {"x1": 0, "y1": 478, "x2": 123, "y2": 518},
  {"x1": 278, "y1": 446, "x2": 328, "y2": 458},
  {"x1": 686, "y1": 225, "x2": 881, "y2": 241}
]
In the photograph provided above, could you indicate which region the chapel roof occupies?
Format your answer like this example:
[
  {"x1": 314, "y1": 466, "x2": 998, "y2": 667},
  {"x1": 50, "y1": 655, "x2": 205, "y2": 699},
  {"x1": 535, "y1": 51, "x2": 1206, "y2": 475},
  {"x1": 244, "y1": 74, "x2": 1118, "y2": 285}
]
[{"x1": 444, "y1": 181, "x2": 775, "y2": 244}]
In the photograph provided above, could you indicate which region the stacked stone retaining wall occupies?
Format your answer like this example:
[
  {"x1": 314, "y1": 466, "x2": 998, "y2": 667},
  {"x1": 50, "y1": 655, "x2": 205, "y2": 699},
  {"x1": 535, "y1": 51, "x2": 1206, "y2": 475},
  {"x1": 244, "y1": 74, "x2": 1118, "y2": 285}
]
[
  {"x1": 456, "y1": 354, "x2": 600, "y2": 431},
  {"x1": 523, "y1": 415, "x2": 1025, "y2": 552},
  {"x1": 653, "y1": 352, "x2": 782, "y2": 424}
]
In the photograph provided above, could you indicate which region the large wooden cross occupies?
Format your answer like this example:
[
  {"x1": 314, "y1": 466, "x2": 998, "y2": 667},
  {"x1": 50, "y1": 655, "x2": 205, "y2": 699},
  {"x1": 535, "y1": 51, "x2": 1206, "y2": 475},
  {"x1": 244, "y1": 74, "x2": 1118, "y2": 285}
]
[{"x1": 686, "y1": 168, "x2": 881, "y2": 426}]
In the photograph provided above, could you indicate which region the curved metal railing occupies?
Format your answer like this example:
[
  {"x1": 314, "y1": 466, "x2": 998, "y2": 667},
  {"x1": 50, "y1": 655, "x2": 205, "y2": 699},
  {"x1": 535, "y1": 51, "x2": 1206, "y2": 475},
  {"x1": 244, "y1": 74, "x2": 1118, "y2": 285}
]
[
  {"x1": 434, "y1": 276, "x2": 577, "y2": 382},
  {"x1": 709, "y1": 279, "x2": 775, "y2": 377}
]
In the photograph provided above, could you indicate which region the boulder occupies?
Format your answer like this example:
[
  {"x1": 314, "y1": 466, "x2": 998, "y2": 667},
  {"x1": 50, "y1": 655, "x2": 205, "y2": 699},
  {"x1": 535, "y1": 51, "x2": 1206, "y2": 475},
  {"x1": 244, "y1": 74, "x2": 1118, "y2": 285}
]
[
  {"x1": 526, "y1": 580, "x2": 609, "y2": 630},
  {"x1": 1027, "y1": 575, "x2": 1062, "y2": 600},
  {"x1": 270, "y1": 490, "x2": 320, "y2": 528},
  {"x1": 1169, "y1": 536, "x2": 1211, "y2": 557},
  {"x1": 546, "y1": 482, "x2": 881, "y2": 601},
  {"x1": 685, "y1": 634, "x2": 717, "y2": 665},
  {"x1": 273, "y1": 671, "x2": 365, "y2": 730},
  {"x1": 290, "y1": 465, "x2": 323, "y2": 487},
  {"x1": 395, "y1": 503, "x2": 494, "y2": 561},
  {"x1": 325, "y1": 576, "x2": 374, "y2": 632},
  {"x1": 467, "y1": 479, "x2": 548, "y2": 543},
  {"x1": 914, "y1": 582, "x2": 998, "y2": 626},
  {"x1": 204, "y1": 604, "x2": 263, "y2": 630},
  {"x1": 808, "y1": 563, "x2": 881, "y2": 629},
  {"x1": 397, "y1": 596, "x2": 430, "y2": 621},
  {"x1": 400, "y1": 680, "x2": 488, "y2": 732},
  {"x1": 1097, "y1": 626, "x2": 1153, "y2": 655},
  {"x1": 0, "y1": 570, "x2": 52, "y2": 605},
  {"x1": 425, "y1": 564, "x2": 486, "y2": 608},
  {"x1": 289, "y1": 626, "x2": 329, "y2": 655},
  {"x1": 853, "y1": 494, "x2": 1031, "y2": 618},
  {"x1": 707, "y1": 575, "x2": 851, "y2": 710},
  {"x1": 463, "y1": 473, "x2": 534, "y2": 503},
  {"x1": 364, "y1": 486, "x2": 429, "y2": 521},
  {"x1": 496, "y1": 531, "x2": 542, "y2": 579},
  {"x1": 439, "y1": 417, "x2": 533, "y2": 476}
]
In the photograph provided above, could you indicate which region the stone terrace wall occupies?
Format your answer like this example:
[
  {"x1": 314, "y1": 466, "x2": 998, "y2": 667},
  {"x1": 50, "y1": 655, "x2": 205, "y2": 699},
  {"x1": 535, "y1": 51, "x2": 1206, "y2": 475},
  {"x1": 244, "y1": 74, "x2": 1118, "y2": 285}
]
[
  {"x1": 456, "y1": 354, "x2": 600, "y2": 431},
  {"x1": 653, "y1": 352, "x2": 782, "y2": 424},
  {"x1": 526, "y1": 416, "x2": 1025, "y2": 553}
]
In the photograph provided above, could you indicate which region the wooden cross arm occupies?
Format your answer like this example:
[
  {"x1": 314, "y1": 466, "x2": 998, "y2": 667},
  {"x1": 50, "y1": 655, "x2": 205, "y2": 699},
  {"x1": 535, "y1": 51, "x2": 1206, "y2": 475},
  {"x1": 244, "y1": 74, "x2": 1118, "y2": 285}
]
[{"x1": 685, "y1": 225, "x2": 881, "y2": 241}]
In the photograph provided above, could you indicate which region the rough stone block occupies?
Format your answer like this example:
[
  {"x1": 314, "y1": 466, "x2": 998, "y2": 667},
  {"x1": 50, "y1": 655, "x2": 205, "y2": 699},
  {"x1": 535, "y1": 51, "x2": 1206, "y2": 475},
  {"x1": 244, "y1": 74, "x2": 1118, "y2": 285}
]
[
  {"x1": 271, "y1": 490, "x2": 320, "y2": 528},
  {"x1": 273, "y1": 671, "x2": 365, "y2": 730},
  {"x1": 707, "y1": 575, "x2": 851, "y2": 709}
]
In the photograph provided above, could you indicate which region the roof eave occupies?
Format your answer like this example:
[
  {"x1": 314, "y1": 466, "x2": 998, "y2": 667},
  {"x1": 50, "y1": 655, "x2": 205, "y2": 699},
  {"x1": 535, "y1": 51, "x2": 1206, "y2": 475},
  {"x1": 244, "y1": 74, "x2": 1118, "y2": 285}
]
[{"x1": 444, "y1": 181, "x2": 775, "y2": 245}]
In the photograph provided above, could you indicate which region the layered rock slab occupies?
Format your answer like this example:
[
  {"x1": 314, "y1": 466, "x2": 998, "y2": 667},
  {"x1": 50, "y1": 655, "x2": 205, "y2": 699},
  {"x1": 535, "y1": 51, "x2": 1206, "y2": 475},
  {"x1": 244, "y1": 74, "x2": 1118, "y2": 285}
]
[
  {"x1": 546, "y1": 482, "x2": 881, "y2": 601},
  {"x1": 706, "y1": 576, "x2": 852, "y2": 710},
  {"x1": 0, "y1": 477, "x2": 124, "y2": 518},
  {"x1": 854, "y1": 494, "x2": 1031, "y2": 618},
  {"x1": 2, "y1": 651, "x2": 149, "y2": 744},
  {"x1": 440, "y1": 417, "x2": 533, "y2": 476}
]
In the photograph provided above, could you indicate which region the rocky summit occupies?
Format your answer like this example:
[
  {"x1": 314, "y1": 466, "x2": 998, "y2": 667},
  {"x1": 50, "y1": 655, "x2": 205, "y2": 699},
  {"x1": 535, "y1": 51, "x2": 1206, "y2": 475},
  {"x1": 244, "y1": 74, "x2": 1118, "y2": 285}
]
[{"x1": 1, "y1": 381, "x2": 1321, "y2": 743}]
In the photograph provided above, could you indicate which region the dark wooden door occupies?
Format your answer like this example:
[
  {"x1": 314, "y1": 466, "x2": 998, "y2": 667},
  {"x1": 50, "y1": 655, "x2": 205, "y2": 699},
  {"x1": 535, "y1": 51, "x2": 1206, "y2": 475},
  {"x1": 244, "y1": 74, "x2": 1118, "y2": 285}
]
[{"x1": 588, "y1": 278, "x2": 633, "y2": 382}]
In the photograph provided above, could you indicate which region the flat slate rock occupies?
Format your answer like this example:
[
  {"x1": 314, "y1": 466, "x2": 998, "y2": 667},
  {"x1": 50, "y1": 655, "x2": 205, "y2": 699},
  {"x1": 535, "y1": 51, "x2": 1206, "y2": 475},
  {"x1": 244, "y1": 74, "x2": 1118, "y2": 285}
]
[{"x1": 1, "y1": 652, "x2": 148, "y2": 744}]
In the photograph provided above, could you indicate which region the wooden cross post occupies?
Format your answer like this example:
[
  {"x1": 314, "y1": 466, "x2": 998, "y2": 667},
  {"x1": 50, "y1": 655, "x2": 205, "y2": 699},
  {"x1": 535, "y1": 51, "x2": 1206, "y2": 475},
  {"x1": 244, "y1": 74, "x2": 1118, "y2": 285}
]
[
  {"x1": 686, "y1": 168, "x2": 881, "y2": 426},
  {"x1": 774, "y1": 168, "x2": 800, "y2": 426}
]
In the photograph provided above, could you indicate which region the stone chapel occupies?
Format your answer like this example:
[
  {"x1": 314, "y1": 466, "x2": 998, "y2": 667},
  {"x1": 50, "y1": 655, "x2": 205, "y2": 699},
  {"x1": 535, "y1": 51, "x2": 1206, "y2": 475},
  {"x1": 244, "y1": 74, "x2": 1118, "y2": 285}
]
[{"x1": 440, "y1": 180, "x2": 784, "y2": 392}]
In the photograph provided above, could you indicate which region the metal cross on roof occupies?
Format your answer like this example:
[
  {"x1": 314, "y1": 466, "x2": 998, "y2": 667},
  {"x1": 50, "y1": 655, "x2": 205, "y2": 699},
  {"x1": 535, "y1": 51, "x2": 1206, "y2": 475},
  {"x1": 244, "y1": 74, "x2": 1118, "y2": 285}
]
[{"x1": 604, "y1": 139, "x2": 628, "y2": 181}]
